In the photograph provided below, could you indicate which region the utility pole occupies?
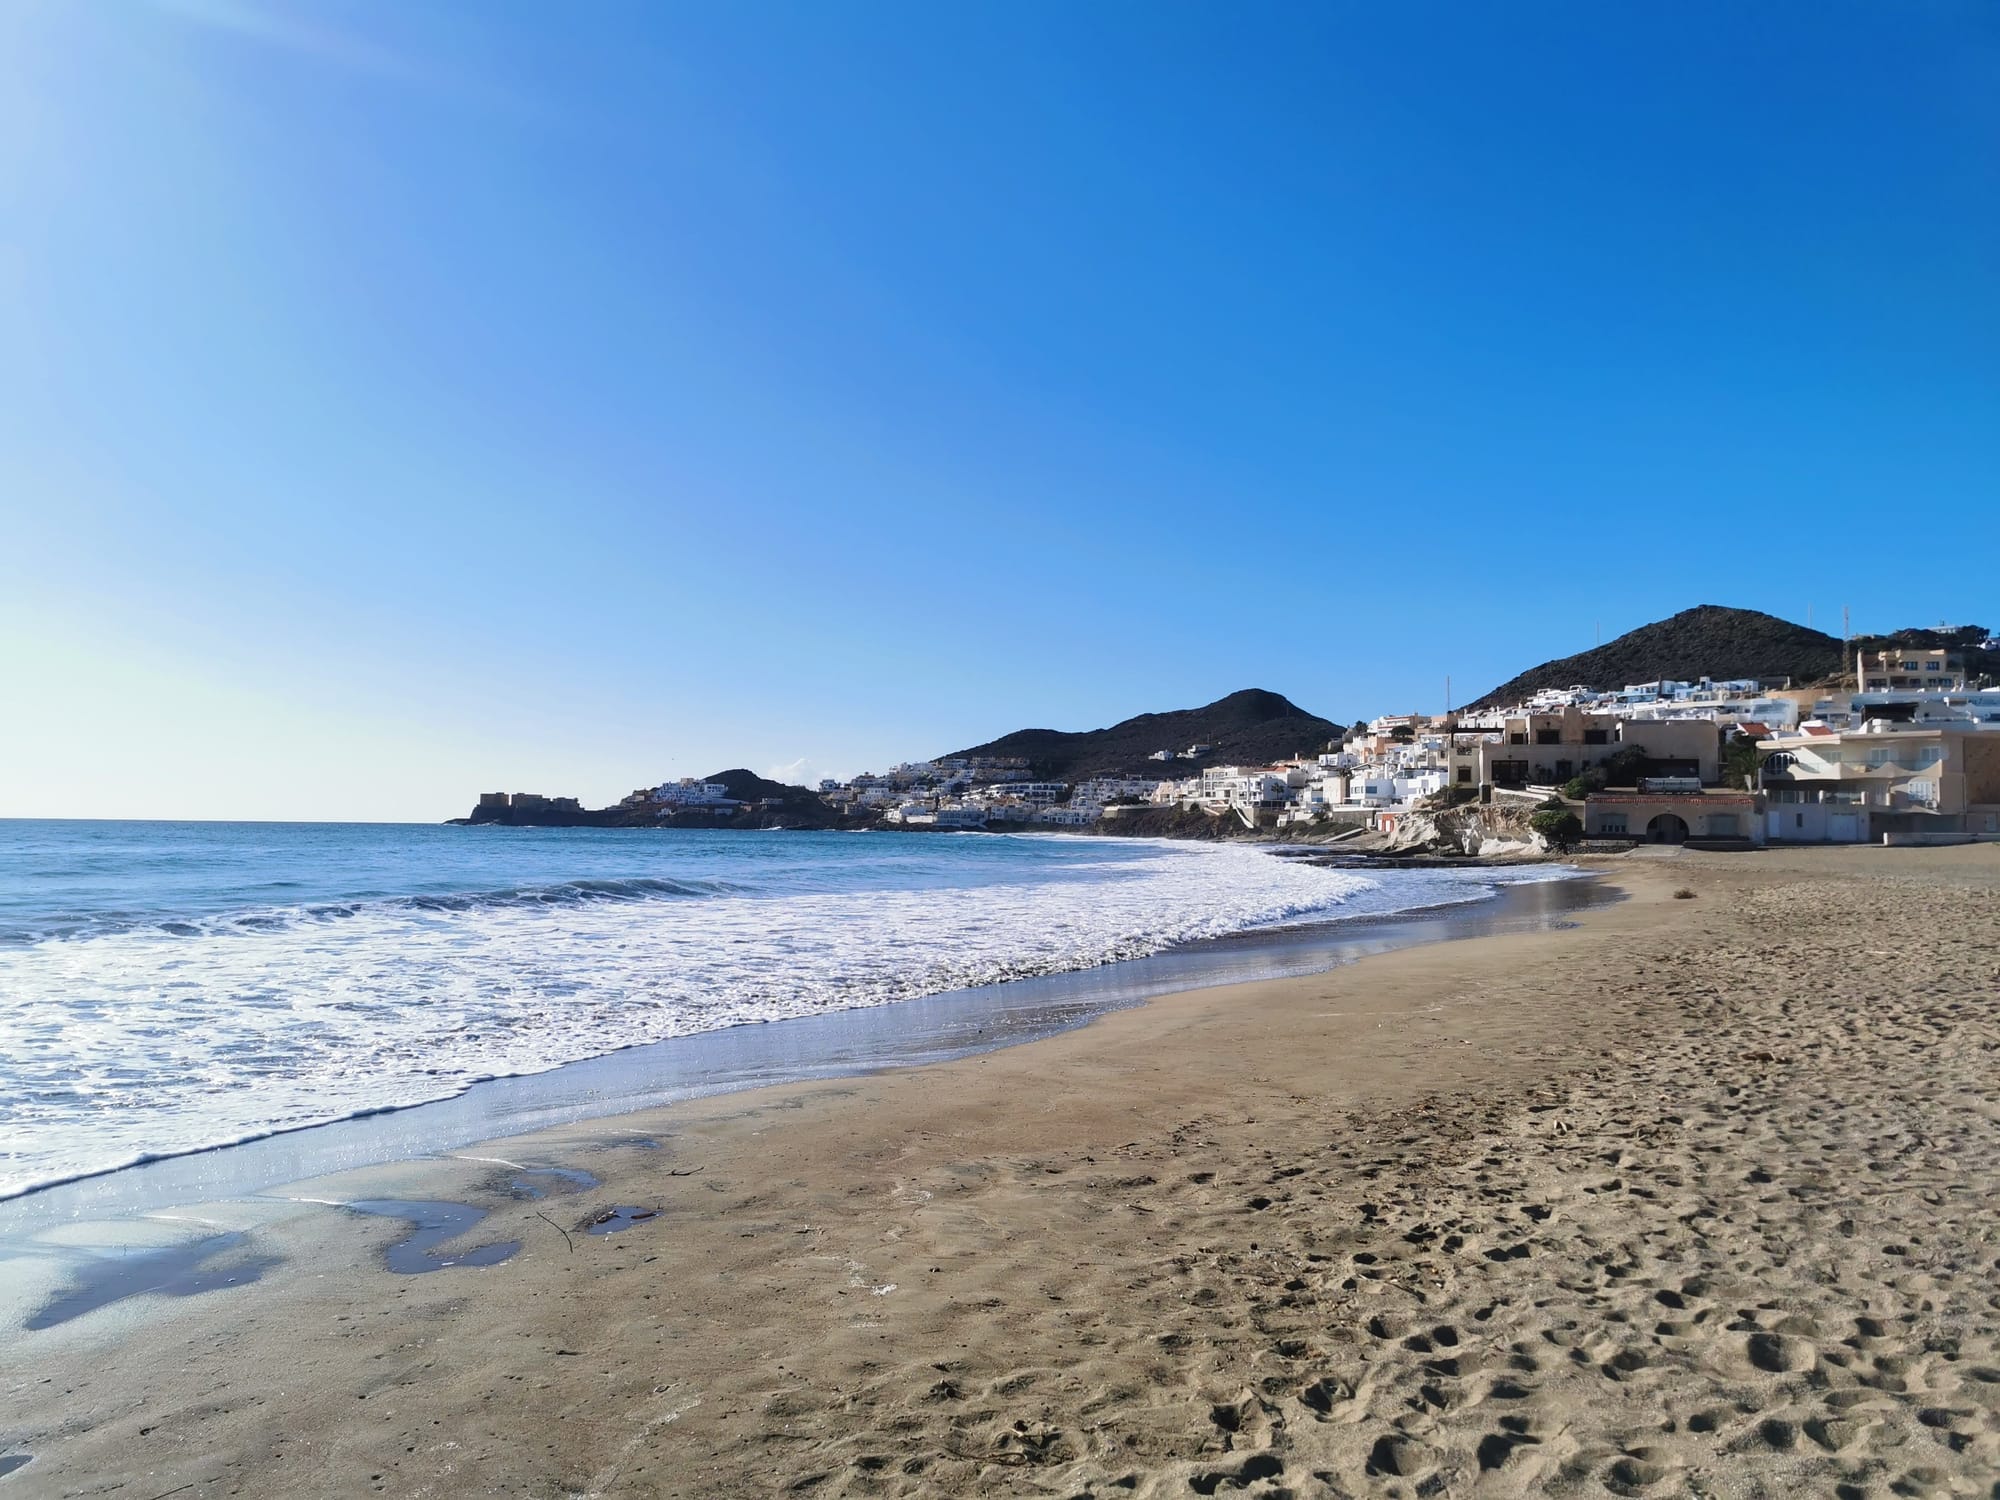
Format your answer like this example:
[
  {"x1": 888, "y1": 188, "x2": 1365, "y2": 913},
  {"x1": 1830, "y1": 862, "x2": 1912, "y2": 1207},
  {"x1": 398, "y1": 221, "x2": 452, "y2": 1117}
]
[
  {"x1": 1445, "y1": 674, "x2": 1451, "y2": 717},
  {"x1": 1843, "y1": 605, "x2": 1853, "y2": 689},
  {"x1": 1807, "y1": 603, "x2": 1814, "y2": 630}
]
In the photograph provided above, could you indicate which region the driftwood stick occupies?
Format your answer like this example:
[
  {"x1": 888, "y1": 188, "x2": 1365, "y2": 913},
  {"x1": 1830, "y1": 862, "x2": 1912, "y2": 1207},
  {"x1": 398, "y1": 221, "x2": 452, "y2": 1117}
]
[{"x1": 535, "y1": 1211, "x2": 574, "y2": 1253}]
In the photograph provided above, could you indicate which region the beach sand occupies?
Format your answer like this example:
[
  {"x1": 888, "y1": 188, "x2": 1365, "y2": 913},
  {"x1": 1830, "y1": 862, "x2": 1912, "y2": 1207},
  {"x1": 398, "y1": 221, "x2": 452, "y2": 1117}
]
[{"x1": 7, "y1": 845, "x2": 1999, "y2": 1497}]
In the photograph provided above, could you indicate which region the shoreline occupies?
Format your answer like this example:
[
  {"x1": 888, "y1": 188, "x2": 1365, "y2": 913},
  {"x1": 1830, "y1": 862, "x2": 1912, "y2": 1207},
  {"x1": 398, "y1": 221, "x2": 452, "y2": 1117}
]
[
  {"x1": 7, "y1": 844, "x2": 1997, "y2": 1498},
  {"x1": 0, "y1": 868, "x2": 1603, "y2": 1227}
]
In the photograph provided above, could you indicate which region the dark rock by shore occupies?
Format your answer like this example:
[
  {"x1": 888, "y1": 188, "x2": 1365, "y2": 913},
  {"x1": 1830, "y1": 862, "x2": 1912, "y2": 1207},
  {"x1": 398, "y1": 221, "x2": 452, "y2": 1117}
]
[{"x1": 450, "y1": 769, "x2": 859, "y2": 832}]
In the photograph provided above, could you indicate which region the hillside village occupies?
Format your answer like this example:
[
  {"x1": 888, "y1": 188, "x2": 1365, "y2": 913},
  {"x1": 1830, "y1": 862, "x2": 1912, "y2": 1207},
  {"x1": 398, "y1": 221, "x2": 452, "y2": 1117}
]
[{"x1": 469, "y1": 610, "x2": 2000, "y2": 851}]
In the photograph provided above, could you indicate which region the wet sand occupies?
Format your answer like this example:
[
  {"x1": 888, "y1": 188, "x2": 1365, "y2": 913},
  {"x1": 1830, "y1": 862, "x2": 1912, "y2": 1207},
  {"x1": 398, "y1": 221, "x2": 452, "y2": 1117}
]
[{"x1": 4, "y1": 845, "x2": 1998, "y2": 1497}]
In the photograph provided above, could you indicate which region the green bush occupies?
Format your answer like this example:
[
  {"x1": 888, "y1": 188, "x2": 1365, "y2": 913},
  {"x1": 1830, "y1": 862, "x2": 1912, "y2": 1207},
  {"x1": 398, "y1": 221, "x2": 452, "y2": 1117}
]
[
  {"x1": 1600, "y1": 745, "x2": 1648, "y2": 787},
  {"x1": 1529, "y1": 809, "x2": 1583, "y2": 852},
  {"x1": 1536, "y1": 795, "x2": 1567, "y2": 811},
  {"x1": 1722, "y1": 733, "x2": 1763, "y2": 789},
  {"x1": 1562, "y1": 768, "x2": 1608, "y2": 800}
]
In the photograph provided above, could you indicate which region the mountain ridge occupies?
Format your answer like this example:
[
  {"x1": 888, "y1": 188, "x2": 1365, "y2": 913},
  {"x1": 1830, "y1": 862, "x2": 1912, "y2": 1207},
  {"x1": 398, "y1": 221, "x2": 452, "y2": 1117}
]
[
  {"x1": 1467, "y1": 605, "x2": 1845, "y2": 709},
  {"x1": 946, "y1": 688, "x2": 1340, "y2": 782}
]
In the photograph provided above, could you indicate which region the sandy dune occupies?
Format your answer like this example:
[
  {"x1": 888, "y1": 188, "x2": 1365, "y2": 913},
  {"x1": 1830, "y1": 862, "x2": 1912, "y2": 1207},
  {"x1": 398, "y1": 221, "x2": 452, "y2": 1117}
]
[{"x1": 7, "y1": 845, "x2": 1998, "y2": 1498}]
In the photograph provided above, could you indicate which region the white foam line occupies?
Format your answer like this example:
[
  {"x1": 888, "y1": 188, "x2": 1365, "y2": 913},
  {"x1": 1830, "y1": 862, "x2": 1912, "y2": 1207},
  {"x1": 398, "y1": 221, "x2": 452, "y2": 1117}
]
[
  {"x1": 4, "y1": 841, "x2": 1581, "y2": 1201},
  {"x1": 450, "y1": 1154, "x2": 527, "y2": 1170}
]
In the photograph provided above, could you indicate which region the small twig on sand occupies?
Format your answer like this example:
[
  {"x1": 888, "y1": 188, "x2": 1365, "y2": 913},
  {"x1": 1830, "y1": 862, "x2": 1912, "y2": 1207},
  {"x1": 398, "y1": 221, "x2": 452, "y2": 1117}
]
[
  {"x1": 535, "y1": 1212, "x2": 574, "y2": 1253},
  {"x1": 141, "y1": 1486, "x2": 196, "y2": 1500},
  {"x1": 668, "y1": 1167, "x2": 704, "y2": 1177}
]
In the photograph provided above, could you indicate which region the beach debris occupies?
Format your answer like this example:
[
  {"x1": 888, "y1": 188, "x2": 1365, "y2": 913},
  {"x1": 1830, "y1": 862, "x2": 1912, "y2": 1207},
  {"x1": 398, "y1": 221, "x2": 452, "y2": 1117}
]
[
  {"x1": 871, "y1": 1283, "x2": 897, "y2": 1296},
  {"x1": 668, "y1": 1166, "x2": 704, "y2": 1177},
  {"x1": 585, "y1": 1206, "x2": 663, "y2": 1236},
  {"x1": 534, "y1": 1212, "x2": 574, "y2": 1253}
]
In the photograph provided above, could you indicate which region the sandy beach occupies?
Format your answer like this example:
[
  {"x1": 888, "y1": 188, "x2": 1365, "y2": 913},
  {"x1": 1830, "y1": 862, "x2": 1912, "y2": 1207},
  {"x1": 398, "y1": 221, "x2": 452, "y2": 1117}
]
[{"x1": 6, "y1": 844, "x2": 1999, "y2": 1498}]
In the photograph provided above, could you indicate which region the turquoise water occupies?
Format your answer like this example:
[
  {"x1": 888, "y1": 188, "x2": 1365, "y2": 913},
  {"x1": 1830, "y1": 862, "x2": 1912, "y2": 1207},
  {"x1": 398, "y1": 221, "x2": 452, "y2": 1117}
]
[{"x1": 0, "y1": 821, "x2": 1564, "y2": 1200}]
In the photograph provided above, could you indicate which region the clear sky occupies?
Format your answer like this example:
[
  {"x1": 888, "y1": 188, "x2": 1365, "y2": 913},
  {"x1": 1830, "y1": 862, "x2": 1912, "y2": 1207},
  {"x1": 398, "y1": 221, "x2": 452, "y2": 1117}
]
[{"x1": 3, "y1": 2, "x2": 1995, "y2": 821}]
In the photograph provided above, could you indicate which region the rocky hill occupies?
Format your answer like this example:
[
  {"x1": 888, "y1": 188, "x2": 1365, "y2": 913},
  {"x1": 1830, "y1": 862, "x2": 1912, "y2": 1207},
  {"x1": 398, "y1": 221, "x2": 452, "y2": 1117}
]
[
  {"x1": 456, "y1": 769, "x2": 838, "y2": 829},
  {"x1": 1468, "y1": 606, "x2": 1844, "y2": 709},
  {"x1": 946, "y1": 688, "x2": 1340, "y2": 781}
]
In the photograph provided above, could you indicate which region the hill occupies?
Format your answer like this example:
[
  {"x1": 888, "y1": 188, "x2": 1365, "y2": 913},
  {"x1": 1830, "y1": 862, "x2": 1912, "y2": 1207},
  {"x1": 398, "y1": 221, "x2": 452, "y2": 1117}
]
[
  {"x1": 1468, "y1": 606, "x2": 1844, "y2": 709},
  {"x1": 946, "y1": 689, "x2": 1340, "y2": 782},
  {"x1": 702, "y1": 768, "x2": 814, "y2": 803}
]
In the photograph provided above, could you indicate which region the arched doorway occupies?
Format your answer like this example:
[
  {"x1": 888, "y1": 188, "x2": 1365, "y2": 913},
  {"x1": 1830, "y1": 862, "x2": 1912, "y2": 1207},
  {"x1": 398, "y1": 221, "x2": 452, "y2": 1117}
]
[{"x1": 1646, "y1": 813, "x2": 1690, "y2": 844}]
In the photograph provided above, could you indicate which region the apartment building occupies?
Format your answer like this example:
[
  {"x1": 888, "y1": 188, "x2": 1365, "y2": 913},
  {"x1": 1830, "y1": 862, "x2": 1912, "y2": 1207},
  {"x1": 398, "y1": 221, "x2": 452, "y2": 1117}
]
[
  {"x1": 1859, "y1": 649, "x2": 1965, "y2": 693},
  {"x1": 1444, "y1": 710, "x2": 1720, "y2": 789},
  {"x1": 1757, "y1": 722, "x2": 2000, "y2": 842}
]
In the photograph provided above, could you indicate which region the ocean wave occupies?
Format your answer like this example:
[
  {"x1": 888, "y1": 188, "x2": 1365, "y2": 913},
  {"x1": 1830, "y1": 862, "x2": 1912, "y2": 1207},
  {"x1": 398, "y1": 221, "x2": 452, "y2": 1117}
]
[
  {"x1": 4, "y1": 875, "x2": 751, "y2": 945},
  {"x1": 0, "y1": 834, "x2": 1546, "y2": 1200}
]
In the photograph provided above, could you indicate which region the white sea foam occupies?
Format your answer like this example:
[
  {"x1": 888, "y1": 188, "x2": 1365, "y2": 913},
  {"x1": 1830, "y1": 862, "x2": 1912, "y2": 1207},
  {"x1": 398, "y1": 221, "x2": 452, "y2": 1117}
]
[{"x1": 0, "y1": 834, "x2": 1551, "y2": 1200}]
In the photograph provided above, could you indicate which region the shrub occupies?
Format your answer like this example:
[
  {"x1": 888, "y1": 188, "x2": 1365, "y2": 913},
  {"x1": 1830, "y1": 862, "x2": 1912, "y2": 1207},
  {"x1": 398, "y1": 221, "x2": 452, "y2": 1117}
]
[
  {"x1": 1529, "y1": 809, "x2": 1583, "y2": 852},
  {"x1": 1723, "y1": 734, "x2": 1763, "y2": 790},
  {"x1": 1673, "y1": 887, "x2": 1697, "y2": 900},
  {"x1": 1537, "y1": 795, "x2": 1567, "y2": 811},
  {"x1": 1562, "y1": 768, "x2": 1608, "y2": 800},
  {"x1": 1600, "y1": 746, "x2": 1649, "y2": 787}
]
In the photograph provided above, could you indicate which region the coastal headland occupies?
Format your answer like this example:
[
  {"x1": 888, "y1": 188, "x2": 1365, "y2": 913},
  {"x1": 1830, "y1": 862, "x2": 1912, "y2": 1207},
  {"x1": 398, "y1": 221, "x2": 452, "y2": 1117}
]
[{"x1": 6, "y1": 844, "x2": 1997, "y2": 1496}]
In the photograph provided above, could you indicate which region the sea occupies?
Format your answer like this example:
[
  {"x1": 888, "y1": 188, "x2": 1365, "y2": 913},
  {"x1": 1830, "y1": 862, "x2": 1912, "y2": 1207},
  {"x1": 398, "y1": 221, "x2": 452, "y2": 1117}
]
[{"x1": 0, "y1": 820, "x2": 1580, "y2": 1203}]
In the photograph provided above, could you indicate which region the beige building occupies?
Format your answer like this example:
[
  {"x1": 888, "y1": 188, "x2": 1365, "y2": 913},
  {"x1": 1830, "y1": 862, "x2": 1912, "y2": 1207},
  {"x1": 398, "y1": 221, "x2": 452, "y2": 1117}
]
[
  {"x1": 1757, "y1": 723, "x2": 2000, "y2": 842},
  {"x1": 1859, "y1": 649, "x2": 1965, "y2": 693},
  {"x1": 1584, "y1": 790, "x2": 1762, "y2": 845},
  {"x1": 1445, "y1": 709, "x2": 1720, "y2": 790}
]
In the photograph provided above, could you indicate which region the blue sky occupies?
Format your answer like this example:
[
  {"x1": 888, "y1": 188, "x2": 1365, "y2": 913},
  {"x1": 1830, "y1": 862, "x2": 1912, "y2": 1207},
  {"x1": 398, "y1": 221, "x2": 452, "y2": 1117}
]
[{"x1": 2, "y1": 1, "x2": 1995, "y2": 821}]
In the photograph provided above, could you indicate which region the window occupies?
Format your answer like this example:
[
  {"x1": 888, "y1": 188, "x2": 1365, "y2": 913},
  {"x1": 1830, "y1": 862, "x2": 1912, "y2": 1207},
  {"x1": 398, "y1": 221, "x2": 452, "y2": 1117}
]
[
  {"x1": 1456, "y1": 767, "x2": 1471, "y2": 784},
  {"x1": 1599, "y1": 814, "x2": 1627, "y2": 834},
  {"x1": 1509, "y1": 732, "x2": 1528, "y2": 746},
  {"x1": 1583, "y1": 729, "x2": 1608, "y2": 745},
  {"x1": 1535, "y1": 729, "x2": 1560, "y2": 745},
  {"x1": 1927, "y1": 661, "x2": 1941, "y2": 671}
]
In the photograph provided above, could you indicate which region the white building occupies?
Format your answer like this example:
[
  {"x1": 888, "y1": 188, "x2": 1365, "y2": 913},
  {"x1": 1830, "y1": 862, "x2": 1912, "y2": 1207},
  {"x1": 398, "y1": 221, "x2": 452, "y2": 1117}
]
[
  {"x1": 652, "y1": 779, "x2": 732, "y2": 806},
  {"x1": 1033, "y1": 806, "x2": 1099, "y2": 827},
  {"x1": 974, "y1": 781, "x2": 1067, "y2": 806}
]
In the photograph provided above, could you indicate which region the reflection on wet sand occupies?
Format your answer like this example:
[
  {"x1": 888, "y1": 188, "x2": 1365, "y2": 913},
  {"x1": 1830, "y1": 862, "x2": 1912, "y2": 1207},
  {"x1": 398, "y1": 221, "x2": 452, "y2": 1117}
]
[{"x1": 24, "y1": 1230, "x2": 280, "y2": 1330}]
